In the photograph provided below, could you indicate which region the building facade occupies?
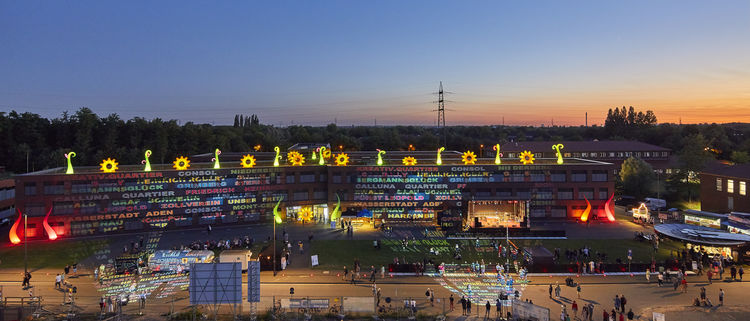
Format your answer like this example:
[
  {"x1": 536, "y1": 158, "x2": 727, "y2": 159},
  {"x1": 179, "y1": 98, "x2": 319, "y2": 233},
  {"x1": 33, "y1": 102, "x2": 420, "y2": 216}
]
[
  {"x1": 498, "y1": 141, "x2": 673, "y2": 173},
  {"x1": 10, "y1": 151, "x2": 615, "y2": 240},
  {"x1": 700, "y1": 164, "x2": 750, "y2": 213}
]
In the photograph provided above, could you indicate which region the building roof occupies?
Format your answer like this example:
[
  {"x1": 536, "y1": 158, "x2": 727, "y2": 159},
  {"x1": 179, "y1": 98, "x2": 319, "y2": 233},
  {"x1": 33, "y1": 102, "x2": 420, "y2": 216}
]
[
  {"x1": 18, "y1": 149, "x2": 613, "y2": 176},
  {"x1": 702, "y1": 163, "x2": 750, "y2": 180},
  {"x1": 501, "y1": 140, "x2": 671, "y2": 153}
]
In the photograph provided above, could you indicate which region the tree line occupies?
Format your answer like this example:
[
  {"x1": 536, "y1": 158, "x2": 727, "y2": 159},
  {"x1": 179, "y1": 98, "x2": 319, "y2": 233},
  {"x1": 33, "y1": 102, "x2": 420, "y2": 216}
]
[{"x1": 1, "y1": 107, "x2": 748, "y2": 180}]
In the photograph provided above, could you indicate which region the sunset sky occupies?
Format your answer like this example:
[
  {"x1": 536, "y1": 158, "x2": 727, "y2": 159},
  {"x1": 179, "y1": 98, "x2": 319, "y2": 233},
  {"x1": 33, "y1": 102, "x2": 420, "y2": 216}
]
[{"x1": 1, "y1": 1, "x2": 749, "y2": 126}]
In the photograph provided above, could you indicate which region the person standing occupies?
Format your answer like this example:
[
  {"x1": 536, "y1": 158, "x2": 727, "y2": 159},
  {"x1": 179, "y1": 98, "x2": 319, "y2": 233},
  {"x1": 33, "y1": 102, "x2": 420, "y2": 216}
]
[
  {"x1": 549, "y1": 284, "x2": 554, "y2": 298},
  {"x1": 577, "y1": 284, "x2": 582, "y2": 298},
  {"x1": 55, "y1": 274, "x2": 61, "y2": 289},
  {"x1": 449, "y1": 294, "x2": 454, "y2": 312},
  {"x1": 467, "y1": 299, "x2": 472, "y2": 315},
  {"x1": 719, "y1": 288, "x2": 724, "y2": 305},
  {"x1": 572, "y1": 301, "x2": 578, "y2": 318},
  {"x1": 381, "y1": 265, "x2": 386, "y2": 279},
  {"x1": 620, "y1": 295, "x2": 627, "y2": 313},
  {"x1": 461, "y1": 296, "x2": 467, "y2": 316},
  {"x1": 496, "y1": 298, "x2": 502, "y2": 319},
  {"x1": 614, "y1": 295, "x2": 620, "y2": 313},
  {"x1": 645, "y1": 269, "x2": 650, "y2": 283},
  {"x1": 657, "y1": 272, "x2": 664, "y2": 287},
  {"x1": 485, "y1": 301, "x2": 491, "y2": 318},
  {"x1": 343, "y1": 266, "x2": 348, "y2": 281}
]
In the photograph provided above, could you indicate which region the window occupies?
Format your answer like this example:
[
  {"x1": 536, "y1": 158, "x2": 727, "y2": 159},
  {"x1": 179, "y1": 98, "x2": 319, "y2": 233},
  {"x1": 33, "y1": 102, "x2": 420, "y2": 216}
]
[
  {"x1": 550, "y1": 171, "x2": 566, "y2": 182},
  {"x1": 599, "y1": 188, "x2": 609, "y2": 200},
  {"x1": 564, "y1": 153, "x2": 571, "y2": 158},
  {"x1": 44, "y1": 182, "x2": 65, "y2": 195},
  {"x1": 313, "y1": 190, "x2": 327, "y2": 200},
  {"x1": 571, "y1": 171, "x2": 587, "y2": 182},
  {"x1": 299, "y1": 172, "x2": 316, "y2": 183},
  {"x1": 333, "y1": 174, "x2": 342, "y2": 184},
  {"x1": 535, "y1": 188, "x2": 553, "y2": 200},
  {"x1": 609, "y1": 152, "x2": 615, "y2": 157},
  {"x1": 511, "y1": 172, "x2": 525, "y2": 182},
  {"x1": 578, "y1": 188, "x2": 594, "y2": 200},
  {"x1": 475, "y1": 189, "x2": 491, "y2": 197},
  {"x1": 507, "y1": 153, "x2": 515, "y2": 158},
  {"x1": 581, "y1": 152, "x2": 589, "y2": 158},
  {"x1": 727, "y1": 179, "x2": 735, "y2": 193},
  {"x1": 293, "y1": 190, "x2": 308, "y2": 201},
  {"x1": 644, "y1": 152, "x2": 651, "y2": 158},
  {"x1": 662, "y1": 152, "x2": 668, "y2": 157},
  {"x1": 319, "y1": 174, "x2": 327, "y2": 182},
  {"x1": 530, "y1": 171, "x2": 545, "y2": 182},
  {"x1": 24, "y1": 183, "x2": 37, "y2": 196},
  {"x1": 740, "y1": 181, "x2": 746, "y2": 196},
  {"x1": 716, "y1": 178, "x2": 723, "y2": 192},
  {"x1": 617, "y1": 152, "x2": 624, "y2": 158},
  {"x1": 728, "y1": 197, "x2": 734, "y2": 211},
  {"x1": 534, "y1": 153, "x2": 542, "y2": 158},
  {"x1": 516, "y1": 189, "x2": 531, "y2": 199},
  {"x1": 573, "y1": 153, "x2": 581, "y2": 158},
  {"x1": 496, "y1": 189, "x2": 512, "y2": 197},
  {"x1": 591, "y1": 171, "x2": 608, "y2": 182},
  {"x1": 285, "y1": 175, "x2": 295, "y2": 184},
  {"x1": 557, "y1": 188, "x2": 573, "y2": 200}
]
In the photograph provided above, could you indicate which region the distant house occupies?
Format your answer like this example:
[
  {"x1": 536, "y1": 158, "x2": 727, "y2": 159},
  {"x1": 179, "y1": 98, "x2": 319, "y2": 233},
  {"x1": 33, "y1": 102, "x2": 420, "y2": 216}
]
[
  {"x1": 496, "y1": 140, "x2": 674, "y2": 173},
  {"x1": 700, "y1": 163, "x2": 750, "y2": 213}
]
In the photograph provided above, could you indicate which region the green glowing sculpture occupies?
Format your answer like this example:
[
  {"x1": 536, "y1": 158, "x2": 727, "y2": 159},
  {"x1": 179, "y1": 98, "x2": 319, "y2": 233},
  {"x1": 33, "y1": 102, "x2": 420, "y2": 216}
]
[
  {"x1": 143, "y1": 150, "x2": 152, "y2": 172},
  {"x1": 212, "y1": 148, "x2": 221, "y2": 169},
  {"x1": 436, "y1": 147, "x2": 445, "y2": 165},
  {"x1": 65, "y1": 152, "x2": 76, "y2": 174},
  {"x1": 376, "y1": 149, "x2": 386, "y2": 166},
  {"x1": 311, "y1": 148, "x2": 318, "y2": 160},
  {"x1": 553, "y1": 143, "x2": 565, "y2": 164},
  {"x1": 273, "y1": 198, "x2": 283, "y2": 224},
  {"x1": 493, "y1": 144, "x2": 502, "y2": 165},
  {"x1": 318, "y1": 147, "x2": 327, "y2": 165},
  {"x1": 273, "y1": 146, "x2": 281, "y2": 167},
  {"x1": 330, "y1": 194, "x2": 341, "y2": 221}
]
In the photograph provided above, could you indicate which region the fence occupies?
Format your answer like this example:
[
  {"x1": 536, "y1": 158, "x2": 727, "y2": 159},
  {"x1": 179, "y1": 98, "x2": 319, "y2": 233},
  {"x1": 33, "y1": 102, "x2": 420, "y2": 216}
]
[{"x1": 0, "y1": 294, "x2": 520, "y2": 320}]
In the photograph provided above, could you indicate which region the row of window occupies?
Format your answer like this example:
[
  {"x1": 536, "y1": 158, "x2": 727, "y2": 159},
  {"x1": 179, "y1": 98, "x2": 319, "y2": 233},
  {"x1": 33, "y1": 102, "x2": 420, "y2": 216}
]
[
  {"x1": 716, "y1": 178, "x2": 747, "y2": 196},
  {"x1": 0, "y1": 188, "x2": 14, "y2": 201},
  {"x1": 505, "y1": 151, "x2": 669, "y2": 159}
]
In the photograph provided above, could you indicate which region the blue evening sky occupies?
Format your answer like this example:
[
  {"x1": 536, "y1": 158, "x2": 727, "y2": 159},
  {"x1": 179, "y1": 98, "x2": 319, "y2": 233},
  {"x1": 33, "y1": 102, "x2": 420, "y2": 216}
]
[{"x1": 1, "y1": 1, "x2": 749, "y2": 126}]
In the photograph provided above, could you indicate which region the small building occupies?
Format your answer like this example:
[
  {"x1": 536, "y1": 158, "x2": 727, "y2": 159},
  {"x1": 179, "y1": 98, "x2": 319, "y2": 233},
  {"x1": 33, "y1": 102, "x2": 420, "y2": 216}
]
[
  {"x1": 700, "y1": 163, "x2": 750, "y2": 213},
  {"x1": 682, "y1": 209, "x2": 726, "y2": 229},
  {"x1": 498, "y1": 140, "x2": 674, "y2": 173}
]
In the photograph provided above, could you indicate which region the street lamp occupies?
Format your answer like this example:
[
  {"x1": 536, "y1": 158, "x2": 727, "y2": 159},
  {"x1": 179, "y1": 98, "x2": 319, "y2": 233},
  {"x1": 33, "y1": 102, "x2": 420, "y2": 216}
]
[{"x1": 24, "y1": 214, "x2": 28, "y2": 276}]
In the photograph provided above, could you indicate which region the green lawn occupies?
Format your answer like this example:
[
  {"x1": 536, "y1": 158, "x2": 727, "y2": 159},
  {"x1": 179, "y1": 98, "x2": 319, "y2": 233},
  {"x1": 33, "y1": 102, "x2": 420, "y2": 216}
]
[
  {"x1": 309, "y1": 238, "x2": 683, "y2": 271},
  {"x1": 0, "y1": 239, "x2": 108, "y2": 269}
]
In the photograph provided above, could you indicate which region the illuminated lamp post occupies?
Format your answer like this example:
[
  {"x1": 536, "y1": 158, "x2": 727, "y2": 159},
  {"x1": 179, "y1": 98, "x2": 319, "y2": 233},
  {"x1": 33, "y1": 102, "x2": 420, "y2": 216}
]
[
  {"x1": 24, "y1": 214, "x2": 28, "y2": 276},
  {"x1": 480, "y1": 144, "x2": 484, "y2": 157}
]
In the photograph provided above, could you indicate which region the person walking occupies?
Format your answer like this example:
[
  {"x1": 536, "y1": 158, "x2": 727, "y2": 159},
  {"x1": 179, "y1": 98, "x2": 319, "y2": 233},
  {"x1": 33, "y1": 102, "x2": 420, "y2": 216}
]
[
  {"x1": 645, "y1": 269, "x2": 650, "y2": 283},
  {"x1": 343, "y1": 266, "x2": 348, "y2": 280},
  {"x1": 740, "y1": 266, "x2": 745, "y2": 281},
  {"x1": 350, "y1": 272, "x2": 356, "y2": 285},
  {"x1": 577, "y1": 284, "x2": 582, "y2": 298},
  {"x1": 657, "y1": 271, "x2": 664, "y2": 287},
  {"x1": 555, "y1": 282, "x2": 561, "y2": 299},
  {"x1": 719, "y1": 288, "x2": 724, "y2": 306},
  {"x1": 55, "y1": 274, "x2": 61, "y2": 289},
  {"x1": 572, "y1": 300, "x2": 578, "y2": 318},
  {"x1": 707, "y1": 269, "x2": 713, "y2": 284}
]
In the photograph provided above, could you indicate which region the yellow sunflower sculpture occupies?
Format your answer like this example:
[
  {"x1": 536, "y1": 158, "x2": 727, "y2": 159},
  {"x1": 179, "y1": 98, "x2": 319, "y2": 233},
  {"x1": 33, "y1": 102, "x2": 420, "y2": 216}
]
[
  {"x1": 298, "y1": 207, "x2": 313, "y2": 222},
  {"x1": 240, "y1": 154, "x2": 257, "y2": 168},
  {"x1": 402, "y1": 156, "x2": 417, "y2": 166},
  {"x1": 461, "y1": 151, "x2": 477, "y2": 165},
  {"x1": 323, "y1": 148, "x2": 332, "y2": 159},
  {"x1": 519, "y1": 150, "x2": 535, "y2": 165},
  {"x1": 173, "y1": 156, "x2": 191, "y2": 170},
  {"x1": 335, "y1": 153, "x2": 350, "y2": 166},
  {"x1": 100, "y1": 158, "x2": 119, "y2": 173},
  {"x1": 287, "y1": 151, "x2": 305, "y2": 166}
]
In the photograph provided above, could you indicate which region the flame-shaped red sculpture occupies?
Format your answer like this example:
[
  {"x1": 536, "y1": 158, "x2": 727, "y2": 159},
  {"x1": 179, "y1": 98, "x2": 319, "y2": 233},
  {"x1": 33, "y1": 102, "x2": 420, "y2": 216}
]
[
  {"x1": 580, "y1": 196, "x2": 591, "y2": 222},
  {"x1": 604, "y1": 193, "x2": 616, "y2": 222},
  {"x1": 43, "y1": 208, "x2": 57, "y2": 240},
  {"x1": 9, "y1": 209, "x2": 22, "y2": 244}
]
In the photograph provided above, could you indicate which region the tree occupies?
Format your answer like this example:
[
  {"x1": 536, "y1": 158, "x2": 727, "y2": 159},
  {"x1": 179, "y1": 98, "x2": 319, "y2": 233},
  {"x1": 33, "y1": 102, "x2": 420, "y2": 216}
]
[
  {"x1": 619, "y1": 157, "x2": 656, "y2": 199},
  {"x1": 730, "y1": 151, "x2": 749, "y2": 164}
]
